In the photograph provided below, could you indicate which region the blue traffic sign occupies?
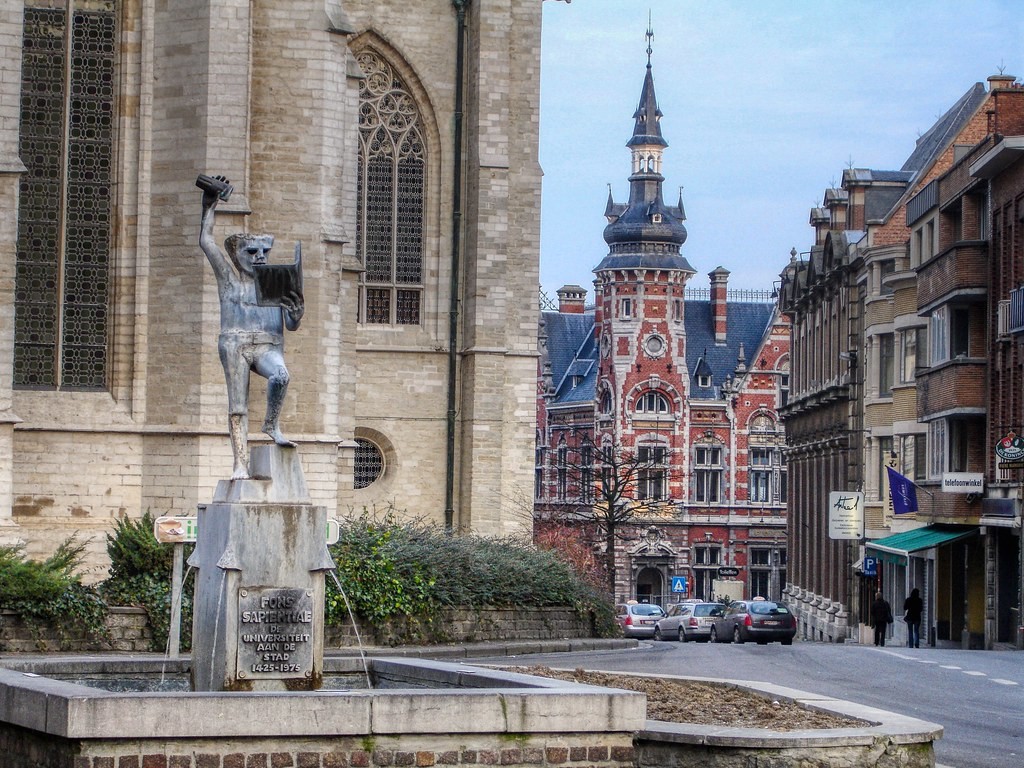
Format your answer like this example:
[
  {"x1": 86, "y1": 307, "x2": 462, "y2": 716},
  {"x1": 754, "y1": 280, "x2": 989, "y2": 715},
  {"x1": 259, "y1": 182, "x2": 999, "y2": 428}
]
[
  {"x1": 862, "y1": 556, "x2": 877, "y2": 577},
  {"x1": 671, "y1": 575, "x2": 688, "y2": 594}
]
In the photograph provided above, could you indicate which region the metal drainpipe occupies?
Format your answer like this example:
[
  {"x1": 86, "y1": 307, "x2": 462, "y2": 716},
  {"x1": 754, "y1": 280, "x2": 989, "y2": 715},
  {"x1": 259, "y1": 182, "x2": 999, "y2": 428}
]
[{"x1": 445, "y1": 0, "x2": 469, "y2": 532}]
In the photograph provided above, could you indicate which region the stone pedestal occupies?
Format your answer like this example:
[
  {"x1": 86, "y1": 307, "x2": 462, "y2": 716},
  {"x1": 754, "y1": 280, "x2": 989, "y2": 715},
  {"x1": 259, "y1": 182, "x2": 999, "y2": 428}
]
[{"x1": 189, "y1": 445, "x2": 333, "y2": 691}]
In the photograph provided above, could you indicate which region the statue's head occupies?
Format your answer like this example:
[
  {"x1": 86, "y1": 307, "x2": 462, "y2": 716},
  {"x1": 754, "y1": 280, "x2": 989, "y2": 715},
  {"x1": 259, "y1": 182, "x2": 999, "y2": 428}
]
[{"x1": 224, "y1": 234, "x2": 274, "y2": 275}]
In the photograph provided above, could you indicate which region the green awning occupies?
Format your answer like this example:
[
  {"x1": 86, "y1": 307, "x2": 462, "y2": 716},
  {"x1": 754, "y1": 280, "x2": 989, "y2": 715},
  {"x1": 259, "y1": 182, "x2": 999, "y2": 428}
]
[{"x1": 866, "y1": 524, "x2": 977, "y2": 564}]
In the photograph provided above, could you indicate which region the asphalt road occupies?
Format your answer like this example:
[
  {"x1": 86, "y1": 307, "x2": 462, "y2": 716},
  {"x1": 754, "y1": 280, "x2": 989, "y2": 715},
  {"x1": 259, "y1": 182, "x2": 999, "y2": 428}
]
[{"x1": 470, "y1": 639, "x2": 1023, "y2": 768}]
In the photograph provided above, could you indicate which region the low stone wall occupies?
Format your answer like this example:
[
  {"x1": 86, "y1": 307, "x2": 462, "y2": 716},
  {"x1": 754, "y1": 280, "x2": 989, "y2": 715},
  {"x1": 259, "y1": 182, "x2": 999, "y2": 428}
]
[
  {"x1": 0, "y1": 607, "x2": 152, "y2": 653},
  {"x1": 635, "y1": 677, "x2": 942, "y2": 768},
  {"x1": 329, "y1": 606, "x2": 596, "y2": 647},
  {"x1": 1, "y1": 605, "x2": 596, "y2": 653},
  {"x1": 0, "y1": 658, "x2": 644, "y2": 768},
  {"x1": 49, "y1": 732, "x2": 635, "y2": 768}
]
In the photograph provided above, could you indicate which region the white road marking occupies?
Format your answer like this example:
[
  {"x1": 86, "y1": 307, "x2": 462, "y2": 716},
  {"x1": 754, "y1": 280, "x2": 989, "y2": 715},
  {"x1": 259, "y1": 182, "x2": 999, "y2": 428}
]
[{"x1": 879, "y1": 650, "x2": 1018, "y2": 686}]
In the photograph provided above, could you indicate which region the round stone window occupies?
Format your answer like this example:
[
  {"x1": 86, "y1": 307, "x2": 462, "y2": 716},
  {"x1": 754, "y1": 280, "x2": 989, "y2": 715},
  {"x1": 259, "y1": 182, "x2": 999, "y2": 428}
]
[
  {"x1": 354, "y1": 438, "x2": 385, "y2": 489},
  {"x1": 644, "y1": 334, "x2": 666, "y2": 358}
]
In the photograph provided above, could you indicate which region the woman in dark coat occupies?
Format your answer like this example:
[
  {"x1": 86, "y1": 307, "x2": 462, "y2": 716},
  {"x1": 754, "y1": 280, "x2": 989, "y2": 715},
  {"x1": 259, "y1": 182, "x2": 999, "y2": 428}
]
[
  {"x1": 903, "y1": 587, "x2": 923, "y2": 648},
  {"x1": 870, "y1": 591, "x2": 892, "y2": 646}
]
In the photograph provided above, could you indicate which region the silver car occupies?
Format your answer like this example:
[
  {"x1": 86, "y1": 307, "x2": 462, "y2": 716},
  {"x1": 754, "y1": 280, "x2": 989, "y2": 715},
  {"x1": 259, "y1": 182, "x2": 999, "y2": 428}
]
[
  {"x1": 614, "y1": 603, "x2": 666, "y2": 638},
  {"x1": 654, "y1": 602, "x2": 725, "y2": 642}
]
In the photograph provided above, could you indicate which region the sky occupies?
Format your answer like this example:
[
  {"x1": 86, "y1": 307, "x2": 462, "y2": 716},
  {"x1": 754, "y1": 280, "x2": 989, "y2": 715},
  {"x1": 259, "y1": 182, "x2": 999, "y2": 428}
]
[{"x1": 538, "y1": 0, "x2": 1024, "y2": 299}]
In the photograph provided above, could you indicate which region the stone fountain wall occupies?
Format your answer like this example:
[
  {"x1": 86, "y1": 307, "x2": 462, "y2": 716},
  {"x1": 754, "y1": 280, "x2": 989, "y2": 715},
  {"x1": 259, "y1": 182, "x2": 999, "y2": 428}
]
[{"x1": 0, "y1": 659, "x2": 644, "y2": 768}]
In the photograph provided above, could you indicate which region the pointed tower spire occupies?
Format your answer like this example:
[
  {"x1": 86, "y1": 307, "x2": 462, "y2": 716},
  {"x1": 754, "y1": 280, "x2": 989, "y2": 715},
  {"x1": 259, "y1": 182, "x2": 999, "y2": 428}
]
[
  {"x1": 628, "y1": 21, "x2": 666, "y2": 152},
  {"x1": 597, "y1": 27, "x2": 690, "y2": 269}
]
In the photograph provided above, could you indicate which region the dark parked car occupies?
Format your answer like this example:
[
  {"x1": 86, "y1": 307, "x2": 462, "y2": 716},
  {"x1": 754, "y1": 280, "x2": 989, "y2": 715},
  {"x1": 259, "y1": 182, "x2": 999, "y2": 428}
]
[
  {"x1": 654, "y1": 601, "x2": 724, "y2": 642},
  {"x1": 709, "y1": 599, "x2": 796, "y2": 645},
  {"x1": 615, "y1": 603, "x2": 666, "y2": 638}
]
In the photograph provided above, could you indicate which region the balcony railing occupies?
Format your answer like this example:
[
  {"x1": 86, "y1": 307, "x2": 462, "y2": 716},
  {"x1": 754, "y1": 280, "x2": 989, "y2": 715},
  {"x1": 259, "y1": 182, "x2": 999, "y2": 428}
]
[{"x1": 1009, "y1": 287, "x2": 1024, "y2": 335}]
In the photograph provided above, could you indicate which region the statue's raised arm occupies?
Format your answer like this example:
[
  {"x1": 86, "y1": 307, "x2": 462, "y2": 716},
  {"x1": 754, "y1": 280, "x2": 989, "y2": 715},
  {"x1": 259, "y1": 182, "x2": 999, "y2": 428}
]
[{"x1": 196, "y1": 173, "x2": 299, "y2": 480}]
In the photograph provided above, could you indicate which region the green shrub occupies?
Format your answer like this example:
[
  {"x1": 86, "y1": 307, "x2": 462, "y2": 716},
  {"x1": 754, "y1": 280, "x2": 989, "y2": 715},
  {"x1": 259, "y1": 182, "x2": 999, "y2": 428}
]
[
  {"x1": 0, "y1": 537, "x2": 108, "y2": 648},
  {"x1": 106, "y1": 511, "x2": 175, "y2": 580},
  {"x1": 326, "y1": 512, "x2": 616, "y2": 636},
  {"x1": 326, "y1": 514, "x2": 437, "y2": 625},
  {"x1": 100, "y1": 512, "x2": 193, "y2": 652}
]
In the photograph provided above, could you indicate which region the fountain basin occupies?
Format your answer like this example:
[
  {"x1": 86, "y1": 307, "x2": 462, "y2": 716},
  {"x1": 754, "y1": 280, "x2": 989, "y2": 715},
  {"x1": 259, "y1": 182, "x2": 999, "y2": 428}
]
[{"x1": 0, "y1": 656, "x2": 645, "y2": 767}]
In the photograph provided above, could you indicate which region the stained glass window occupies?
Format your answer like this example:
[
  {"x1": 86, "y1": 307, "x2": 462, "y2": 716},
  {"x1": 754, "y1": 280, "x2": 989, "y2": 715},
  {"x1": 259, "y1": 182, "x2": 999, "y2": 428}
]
[
  {"x1": 15, "y1": 1, "x2": 116, "y2": 389},
  {"x1": 355, "y1": 50, "x2": 425, "y2": 325}
]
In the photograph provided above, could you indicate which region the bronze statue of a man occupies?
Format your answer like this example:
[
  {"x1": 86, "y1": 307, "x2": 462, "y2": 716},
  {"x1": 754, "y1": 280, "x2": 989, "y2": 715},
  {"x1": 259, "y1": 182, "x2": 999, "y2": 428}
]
[{"x1": 198, "y1": 175, "x2": 304, "y2": 479}]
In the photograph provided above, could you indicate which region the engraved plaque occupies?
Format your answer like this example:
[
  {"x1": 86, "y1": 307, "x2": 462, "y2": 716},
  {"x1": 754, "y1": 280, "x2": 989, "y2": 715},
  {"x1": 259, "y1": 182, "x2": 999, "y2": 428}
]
[{"x1": 236, "y1": 587, "x2": 314, "y2": 680}]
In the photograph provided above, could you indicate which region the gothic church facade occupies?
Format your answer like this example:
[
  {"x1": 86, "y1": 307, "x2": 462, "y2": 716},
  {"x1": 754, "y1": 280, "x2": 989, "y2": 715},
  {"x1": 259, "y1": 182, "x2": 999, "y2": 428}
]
[{"x1": 0, "y1": 0, "x2": 543, "y2": 569}]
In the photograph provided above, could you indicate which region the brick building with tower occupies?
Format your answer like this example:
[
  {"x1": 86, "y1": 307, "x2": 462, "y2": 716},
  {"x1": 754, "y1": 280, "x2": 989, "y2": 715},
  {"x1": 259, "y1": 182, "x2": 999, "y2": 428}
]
[{"x1": 536, "y1": 44, "x2": 790, "y2": 606}]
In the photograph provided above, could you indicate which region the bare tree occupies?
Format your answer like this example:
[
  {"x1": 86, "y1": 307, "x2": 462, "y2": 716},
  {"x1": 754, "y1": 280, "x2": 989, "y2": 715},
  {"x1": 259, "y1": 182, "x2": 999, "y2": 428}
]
[{"x1": 537, "y1": 429, "x2": 680, "y2": 598}]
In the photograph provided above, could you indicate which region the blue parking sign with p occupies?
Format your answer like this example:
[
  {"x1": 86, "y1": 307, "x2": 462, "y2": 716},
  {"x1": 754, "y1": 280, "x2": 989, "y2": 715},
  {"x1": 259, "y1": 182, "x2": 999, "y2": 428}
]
[{"x1": 671, "y1": 576, "x2": 687, "y2": 594}]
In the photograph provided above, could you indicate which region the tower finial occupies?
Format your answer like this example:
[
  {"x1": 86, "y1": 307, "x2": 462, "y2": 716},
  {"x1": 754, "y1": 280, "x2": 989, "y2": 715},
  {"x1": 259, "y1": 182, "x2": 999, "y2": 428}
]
[{"x1": 646, "y1": 12, "x2": 653, "y2": 67}]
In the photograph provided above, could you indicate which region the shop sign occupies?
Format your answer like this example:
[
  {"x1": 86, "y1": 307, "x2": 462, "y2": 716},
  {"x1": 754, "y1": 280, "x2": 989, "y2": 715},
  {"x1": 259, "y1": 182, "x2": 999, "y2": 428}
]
[
  {"x1": 828, "y1": 491, "x2": 864, "y2": 540},
  {"x1": 994, "y1": 431, "x2": 1024, "y2": 469},
  {"x1": 941, "y1": 473, "x2": 983, "y2": 493}
]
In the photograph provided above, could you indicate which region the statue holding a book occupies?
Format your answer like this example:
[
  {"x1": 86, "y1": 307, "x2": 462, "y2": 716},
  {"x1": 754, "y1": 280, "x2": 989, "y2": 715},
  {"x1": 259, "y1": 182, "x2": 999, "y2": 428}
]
[{"x1": 197, "y1": 174, "x2": 304, "y2": 479}]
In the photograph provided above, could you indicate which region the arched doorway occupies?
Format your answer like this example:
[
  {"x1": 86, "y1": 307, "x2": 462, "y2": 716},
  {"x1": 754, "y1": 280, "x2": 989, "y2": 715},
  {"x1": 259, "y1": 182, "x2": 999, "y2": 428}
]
[{"x1": 635, "y1": 566, "x2": 665, "y2": 605}]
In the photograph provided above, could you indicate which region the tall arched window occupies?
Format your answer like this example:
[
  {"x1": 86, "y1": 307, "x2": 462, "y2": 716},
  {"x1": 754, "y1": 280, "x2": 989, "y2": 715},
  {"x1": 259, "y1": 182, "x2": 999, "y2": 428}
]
[
  {"x1": 355, "y1": 49, "x2": 425, "y2": 325},
  {"x1": 15, "y1": 0, "x2": 116, "y2": 389}
]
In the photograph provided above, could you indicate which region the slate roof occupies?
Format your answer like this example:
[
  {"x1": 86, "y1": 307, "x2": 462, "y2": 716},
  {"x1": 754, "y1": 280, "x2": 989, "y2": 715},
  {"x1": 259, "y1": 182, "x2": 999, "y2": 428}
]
[
  {"x1": 815, "y1": 83, "x2": 988, "y2": 232},
  {"x1": 594, "y1": 251, "x2": 695, "y2": 273},
  {"x1": 541, "y1": 297, "x2": 775, "y2": 408},
  {"x1": 685, "y1": 300, "x2": 776, "y2": 399},
  {"x1": 541, "y1": 310, "x2": 599, "y2": 406},
  {"x1": 627, "y1": 62, "x2": 666, "y2": 149},
  {"x1": 865, "y1": 186, "x2": 908, "y2": 222},
  {"x1": 901, "y1": 82, "x2": 988, "y2": 180}
]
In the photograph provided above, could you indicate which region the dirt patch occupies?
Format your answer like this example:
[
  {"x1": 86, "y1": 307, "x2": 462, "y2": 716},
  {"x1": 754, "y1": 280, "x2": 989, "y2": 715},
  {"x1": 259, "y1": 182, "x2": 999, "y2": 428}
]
[{"x1": 506, "y1": 666, "x2": 863, "y2": 731}]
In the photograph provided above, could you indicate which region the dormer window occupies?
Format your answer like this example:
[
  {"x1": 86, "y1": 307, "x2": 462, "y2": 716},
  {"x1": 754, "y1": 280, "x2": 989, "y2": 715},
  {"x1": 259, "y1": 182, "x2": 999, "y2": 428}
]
[
  {"x1": 651, "y1": 213, "x2": 662, "y2": 223},
  {"x1": 697, "y1": 374, "x2": 712, "y2": 389}
]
